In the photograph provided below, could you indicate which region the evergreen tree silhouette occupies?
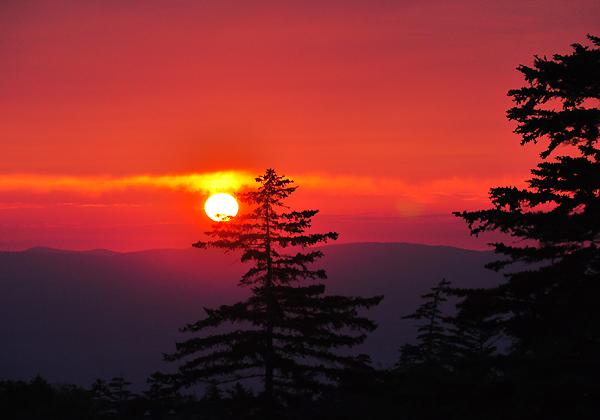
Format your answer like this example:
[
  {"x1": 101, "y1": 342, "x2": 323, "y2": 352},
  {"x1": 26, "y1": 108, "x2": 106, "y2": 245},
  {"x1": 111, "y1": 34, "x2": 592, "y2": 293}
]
[
  {"x1": 454, "y1": 34, "x2": 600, "y2": 416},
  {"x1": 0, "y1": 376, "x2": 95, "y2": 420},
  {"x1": 143, "y1": 371, "x2": 190, "y2": 419},
  {"x1": 90, "y1": 378, "x2": 112, "y2": 414},
  {"x1": 164, "y1": 169, "x2": 383, "y2": 419},
  {"x1": 445, "y1": 287, "x2": 503, "y2": 376},
  {"x1": 397, "y1": 279, "x2": 453, "y2": 370},
  {"x1": 108, "y1": 374, "x2": 134, "y2": 416},
  {"x1": 226, "y1": 383, "x2": 256, "y2": 420},
  {"x1": 200, "y1": 381, "x2": 225, "y2": 420}
]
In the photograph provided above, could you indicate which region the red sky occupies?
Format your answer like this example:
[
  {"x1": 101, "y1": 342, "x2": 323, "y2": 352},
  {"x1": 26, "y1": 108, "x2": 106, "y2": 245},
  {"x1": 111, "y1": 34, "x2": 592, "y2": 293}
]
[{"x1": 1, "y1": 0, "x2": 599, "y2": 251}]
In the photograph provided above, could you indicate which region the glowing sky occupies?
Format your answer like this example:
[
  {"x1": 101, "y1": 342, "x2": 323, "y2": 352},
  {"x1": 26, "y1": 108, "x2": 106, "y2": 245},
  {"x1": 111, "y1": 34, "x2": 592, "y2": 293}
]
[{"x1": 1, "y1": 0, "x2": 599, "y2": 251}]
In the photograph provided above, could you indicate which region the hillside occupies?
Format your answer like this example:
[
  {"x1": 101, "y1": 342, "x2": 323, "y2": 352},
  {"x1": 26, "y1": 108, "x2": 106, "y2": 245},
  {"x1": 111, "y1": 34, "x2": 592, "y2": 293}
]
[{"x1": 0, "y1": 242, "x2": 505, "y2": 391}]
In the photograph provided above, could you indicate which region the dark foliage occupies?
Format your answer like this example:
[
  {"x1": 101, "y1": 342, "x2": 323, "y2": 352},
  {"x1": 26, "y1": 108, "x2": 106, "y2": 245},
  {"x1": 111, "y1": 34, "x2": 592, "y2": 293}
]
[
  {"x1": 164, "y1": 169, "x2": 383, "y2": 419},
  {"x1": 451, "y1": 34, "x2": 600, "y2": 418},
  {"x1": 0, "y1": 375, "x2": 156, "y2": 420},
  {"x1": 0, "y1": 375, "x2": 92, "y2": 420},
  {"x1": 396, "y1": 279, "x2": 453, "y2": 370},
  {"x1": 445, "y1": 287, "x2": 503, "y2": 376}
]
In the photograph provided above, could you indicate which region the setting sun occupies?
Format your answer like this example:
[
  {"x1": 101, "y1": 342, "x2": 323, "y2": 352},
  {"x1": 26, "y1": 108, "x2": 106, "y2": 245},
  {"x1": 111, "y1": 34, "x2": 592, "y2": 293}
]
[{"x1": 204, "y1": 193, "x2": 239, "y2": 222}]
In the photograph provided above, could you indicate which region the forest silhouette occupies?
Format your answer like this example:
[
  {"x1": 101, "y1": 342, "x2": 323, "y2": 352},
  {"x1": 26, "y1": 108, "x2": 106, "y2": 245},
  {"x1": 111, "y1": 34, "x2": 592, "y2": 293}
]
[{"x1": 2, "y1": 35, "x2": 600, "y2": 419}]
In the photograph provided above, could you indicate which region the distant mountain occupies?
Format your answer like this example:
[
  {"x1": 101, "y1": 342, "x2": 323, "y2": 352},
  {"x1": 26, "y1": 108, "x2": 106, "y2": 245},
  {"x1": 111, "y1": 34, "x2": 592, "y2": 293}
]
[
  {"x1": 24, "y1": 246, "x2": 121, "y2": 256},
  {"x1": 0, "y1": 242, "x2": 505, "y2": 391}
]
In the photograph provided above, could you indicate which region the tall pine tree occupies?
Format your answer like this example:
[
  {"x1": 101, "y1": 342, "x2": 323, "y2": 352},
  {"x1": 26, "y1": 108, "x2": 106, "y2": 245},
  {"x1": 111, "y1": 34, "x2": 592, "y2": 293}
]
[
  {"x1": 444, "y1": 287, "x2": 502, "y2": 376},
  {"x1": 397, "y1": 279, "x2": 453, "y2": 370},
  {"x1": 164, "y1": 169, "x2": 383, "y2": 419},
  {"x1": 454, "y1": 35, "x2": 600, "y2": 415}
]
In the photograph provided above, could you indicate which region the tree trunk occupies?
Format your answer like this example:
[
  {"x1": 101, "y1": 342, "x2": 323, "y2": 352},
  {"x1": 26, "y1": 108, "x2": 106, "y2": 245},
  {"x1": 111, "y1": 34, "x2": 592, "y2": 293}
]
[{"x1": 264, "y1": 199, "x2": 274, "y2": 418}]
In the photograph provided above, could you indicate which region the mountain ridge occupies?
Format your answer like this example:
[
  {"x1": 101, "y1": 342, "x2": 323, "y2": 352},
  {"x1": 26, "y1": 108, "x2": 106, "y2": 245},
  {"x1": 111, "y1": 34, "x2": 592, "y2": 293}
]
[
  {"x1": 0, "y1": 242, "x2": 504, "y2": 391},
  {"x1": 16, "y1": 240, "x2": 489, "y2": 255}
]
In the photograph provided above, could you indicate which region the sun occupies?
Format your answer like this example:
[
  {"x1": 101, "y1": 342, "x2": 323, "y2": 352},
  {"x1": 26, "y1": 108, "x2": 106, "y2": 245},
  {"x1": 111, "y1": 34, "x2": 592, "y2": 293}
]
[{"x1": 204, "y1": 193, "x2": 239, "y2": 222}]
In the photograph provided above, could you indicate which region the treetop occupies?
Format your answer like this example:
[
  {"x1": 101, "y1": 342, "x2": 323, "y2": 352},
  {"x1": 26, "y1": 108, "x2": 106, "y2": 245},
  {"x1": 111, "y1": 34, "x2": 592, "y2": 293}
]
[{"x1": 507, "y1": 34, "x2": 600, "y2": 159}]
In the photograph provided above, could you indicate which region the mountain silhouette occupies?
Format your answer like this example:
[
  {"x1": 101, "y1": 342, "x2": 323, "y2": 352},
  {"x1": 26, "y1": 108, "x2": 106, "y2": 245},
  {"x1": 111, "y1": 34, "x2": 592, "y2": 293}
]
[{"x1": 0, "y1": 242, "x2": 505, "y2": 391}]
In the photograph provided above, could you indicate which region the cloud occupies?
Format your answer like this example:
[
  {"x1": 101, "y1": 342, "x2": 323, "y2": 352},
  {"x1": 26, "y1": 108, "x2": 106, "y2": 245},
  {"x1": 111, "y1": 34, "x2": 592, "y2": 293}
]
[
  {"x1": 0, "y1": 172, "x2": 526, "y2": 209},
  {"x1": 294, "y1": 173, "x2": 526, "y2": 203},
  {"x1": 0, "y1": 203, "x2": 46, "y2": 210},
  {"x1": 0, "y1": 171, "x2": 256, "y2": 196}
]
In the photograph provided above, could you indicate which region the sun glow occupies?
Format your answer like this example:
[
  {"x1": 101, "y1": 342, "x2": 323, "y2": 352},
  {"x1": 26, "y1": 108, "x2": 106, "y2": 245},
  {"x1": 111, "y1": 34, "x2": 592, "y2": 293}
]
[
  {"x1": 0, "y1": 171, "x2": 254, "y2": 196},
  {"x1": 204, "y1": 193, "x2": 239, "y2": 222}
]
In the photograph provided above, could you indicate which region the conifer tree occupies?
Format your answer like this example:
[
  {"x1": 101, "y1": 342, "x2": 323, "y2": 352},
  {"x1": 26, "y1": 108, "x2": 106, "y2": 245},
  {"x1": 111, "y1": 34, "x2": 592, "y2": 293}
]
[
  {"x1": 108, "y1": 375, "x2": 134, "y2": 414},
  {"x1": 90, "y1": 378, "x2": 111, "y2": 404},
  {"x1": 454, "y1": 35, "x2": 600, "y2": 413},
  {"x1": 444, "y1": 288, "x2": 502, "y2": 375},
  {"x1": 144, "y1": 372, "x2": 191, "y2": 417},
  {"x1": 164, "y1": 169, "x2": 383, "y2": 418},
  {"x1": 226, "y1": 383, "x2": 256, "y2": 420},
  {"x1": 397, "y1": 279, "x2": 452, "y2": 369}
]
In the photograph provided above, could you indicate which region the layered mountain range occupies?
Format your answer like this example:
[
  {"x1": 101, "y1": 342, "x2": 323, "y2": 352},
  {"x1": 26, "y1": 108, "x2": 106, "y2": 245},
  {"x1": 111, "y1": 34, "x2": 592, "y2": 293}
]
[{"x1": 0, "y1": 243, "x2": 505, "y2": 391}]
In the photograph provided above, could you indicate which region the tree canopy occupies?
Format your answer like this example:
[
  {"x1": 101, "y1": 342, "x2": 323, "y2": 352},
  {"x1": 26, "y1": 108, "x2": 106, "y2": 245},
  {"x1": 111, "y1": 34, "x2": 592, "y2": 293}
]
[
  {"x1": 164, "y1": 169, "x2": 383, "y2": 419},
  {"x1": 454, "y1": 34, "x2": 600, "y2": 416}
]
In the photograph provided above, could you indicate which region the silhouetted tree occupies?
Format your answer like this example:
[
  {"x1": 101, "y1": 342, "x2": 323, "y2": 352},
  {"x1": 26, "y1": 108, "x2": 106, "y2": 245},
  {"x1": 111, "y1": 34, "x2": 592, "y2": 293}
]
[
  {"x1": 145, "y1": 372, "x2": 188, "y2": 400},
  {"x1": 108, "y1": 374, "x2": 134, "y2": 416},
  {"x1": 225, "y1": 383, "x2": 256, "y2": 420},
  {"x1": 397, "y1": 279, "x2": 453, "y2": 370},
  {"x1": 317, "y1": 354, "x2": 399, "y2": 420},
  {"x1": 445, "y1": 288, "x2": 503, "y2": 376},
  {"x1": 164, "y1": 169, "x2": 383, "y2": 419},
  {"x1": 143, "y1": 372, "x2": 191, "y2": 419},
  {"x1": 454, "y1": 34, "x2": 600, "y2": 416},
  {"x1": 90, "y1": 378, "x2": 111, "y2": 401},
  {"x1": 200, "y1": 381, "x2": 225, "y2": 420},
  {"x1": 90, "y1": 378, "x2": 112, "y2": 415},
  {"x1": 0, "y1": 376, "x2": 94, "y2": 420},
  {"x1": 394, "y1": 280, "x2": 480, "y2": 420}
]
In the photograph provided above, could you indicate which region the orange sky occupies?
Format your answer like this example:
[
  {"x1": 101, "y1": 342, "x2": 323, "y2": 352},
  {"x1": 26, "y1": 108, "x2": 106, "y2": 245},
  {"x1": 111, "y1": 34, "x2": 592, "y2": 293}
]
[{"x1": 1, "y1": 0, "x2": 599, "y2": 251}]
